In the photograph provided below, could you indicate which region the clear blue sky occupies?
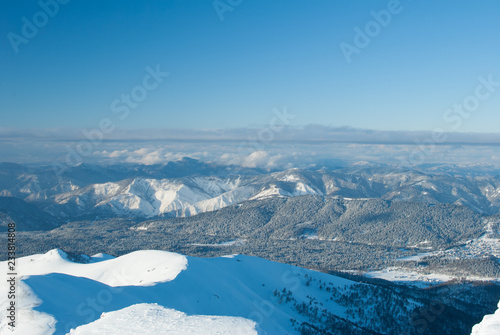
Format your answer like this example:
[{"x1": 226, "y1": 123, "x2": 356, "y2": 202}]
[{"x1": 1, "y1": 0, "x2": 500, "y2": 132}]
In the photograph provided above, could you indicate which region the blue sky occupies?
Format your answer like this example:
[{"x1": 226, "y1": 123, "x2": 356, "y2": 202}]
[{"x1": 1, "y1": 0, "x2": 500, "y2": 133}]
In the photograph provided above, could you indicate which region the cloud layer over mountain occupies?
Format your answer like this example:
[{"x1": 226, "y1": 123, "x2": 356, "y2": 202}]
[{"x1": 2, "y1": 126, "x2": 500, "y2": 169}]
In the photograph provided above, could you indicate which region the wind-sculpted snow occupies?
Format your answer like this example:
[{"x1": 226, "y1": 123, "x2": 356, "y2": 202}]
[
  {"x1": 68, "y1": 304, "x2": 257, "y2": 335},
  {"x1": 0, "y1": 249, "x2": 187, "y2": 287},
  {"x1": 0, "y1": 249, "x2": 187, "y2": 334},
  {"x1": 0, "y1": 249, "x2": 350, "y2": 334}
]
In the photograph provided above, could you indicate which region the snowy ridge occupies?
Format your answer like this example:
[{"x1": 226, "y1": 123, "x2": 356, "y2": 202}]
[
  {"x1": 4, "y1": 164, "x2": 500, "y2": 224},
  {"x1": 0, "y1": 249, "x2": 382, "y2": 335},
  {"x1": 53, "y1": 176, "x2": 255, "y2": 218},
  {"x1": 50, "y1": 171, "x2": 324, "y2": 218},
  {"x1": 68, "y1": 304, "x2": 257, "y2": 335},
  {"x1": 0, "y1": 249, "x2": 187, "y2": 287}
]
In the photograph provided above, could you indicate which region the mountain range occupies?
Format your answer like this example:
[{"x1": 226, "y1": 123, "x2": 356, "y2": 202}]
[{"x1": 1, "y1": 159, "x2": 500, "y2": 231}]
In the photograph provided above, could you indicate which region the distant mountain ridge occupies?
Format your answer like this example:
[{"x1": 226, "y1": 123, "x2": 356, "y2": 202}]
[{"x1": 1, "y1": 159, "x2": 500, "y2": 229}]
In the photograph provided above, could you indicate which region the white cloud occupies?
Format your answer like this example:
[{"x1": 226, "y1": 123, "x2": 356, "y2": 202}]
[
  {"x1": 241, "y1": 151, "x2": 268, "y2": 168},
  {"x1": 1, "y1": 127, "x2": 500, "y2": 169},
  {"x1": 109, "y1": 150, "x2": 128, "y2": 158}
]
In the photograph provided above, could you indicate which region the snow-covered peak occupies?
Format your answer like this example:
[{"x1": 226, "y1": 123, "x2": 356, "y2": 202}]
[
  {"x1": 0, "y1": 249, "x2": 357, "y2": 335},
  {"x1": 45, "y1": 248, "x2": 70, "y2": 261},
  {"x1": 10, "y1": 248, "x2": 188, "y2": 287}
]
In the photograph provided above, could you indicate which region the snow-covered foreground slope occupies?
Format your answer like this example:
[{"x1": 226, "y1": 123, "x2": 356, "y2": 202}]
[
  {"x1": 1, "y1": 249, "x2": 187, "y2": 287},
  {"x1": 0, "y1": 249, "x2": 358, "y2": 335},
  {"x1": 68, "y1": 304, "x2": 257, "y2": 335},
  {"x1": 2, "y1": 248, "x2": 499, "y2": 334},
  {"x1": 0, "y1": 250, "x2": 189, "y2": 335},
  {"x1": 471, "y1": 300, "x2": 500, "y2": 335}
]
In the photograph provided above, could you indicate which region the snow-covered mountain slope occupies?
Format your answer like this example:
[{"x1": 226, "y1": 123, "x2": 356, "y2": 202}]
[
  {"x1": 2, "y1": 249, "x2": 497, "y2": 335},
  {"x1": 2, "y1": 248, "x2": 187, "y2": 287},
  {"x1": 0, "y1": 249, "x2": 350, "y2": 334},
  {"x1": 0, "y1": 159, "x2": 261, "y2": 203},
  {"x1": 46, "y1": 167, "x2": 500, "y2": 219},
  {"x1": 471, "y1": 300, "x2": 500, "y2": 335},
  {"x1": 46, "y1": 169, "x2": 324, "y2": 218},
  {"x1": 0, "y1": 250, "x2": 189, "y2": 334},
  {"x1": 2, "y1": 162, "x2": 500, "y2": 225},
  {"x1": 51, "y1": 176, "x2": 256, "y2": 218},
  {"x1": 68, "y1": 304, "x2": 257, "y2": 335}
]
